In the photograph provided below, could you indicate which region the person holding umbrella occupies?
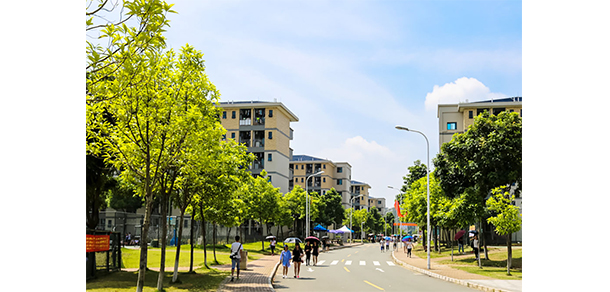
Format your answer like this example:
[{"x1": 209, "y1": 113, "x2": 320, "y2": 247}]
[
  {"x1": 406, "y1": 239, "x2": 413, "y2": 257},
  {"x1": 312, "y1": 241, "x2": 319, "y2": 266},
  {"x1": 304, "y1": 241, "x2": 312, "y2": 266}
]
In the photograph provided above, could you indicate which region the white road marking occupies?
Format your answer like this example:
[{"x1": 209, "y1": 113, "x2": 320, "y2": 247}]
[
  {"x1": 317, "y1": 260, "x2": 325, "y2": 265},
  {"x1": 376, "y1": 268, "x2": 385, "y2": 273},
  {"x1": 307, "y1": 268, "x2": 314, "y2": 272},
  {"x1": 360, "y1": 261, "x2": 366, "y2": 265},
  {"x1": 373, "y1": 261, "x2": 380, "y2": 266},
  {"x1": 386, "y1": 261, "x2": 395, "y2": 266},
  {"x1": 345, "y1": 260, "x2": 352, "y2": 265},
  {"x1": 330, "y1": 260, "x2": 339, "y2": 265}
]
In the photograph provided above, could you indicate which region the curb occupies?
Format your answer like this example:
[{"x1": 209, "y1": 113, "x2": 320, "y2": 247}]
[{"x1": 391, "y1": 251, "x2": 516, "y2": 292}]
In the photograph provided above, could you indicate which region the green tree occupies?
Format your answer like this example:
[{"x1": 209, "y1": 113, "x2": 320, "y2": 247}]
[
  {"x1": 86, "y1": 155, "x2": 113, "y2": 229},
  {"x1": 434, "y1": 111, "x2": 522, "y2": 259},
  {"x1": 243, "y1": 170, "x2": 281, "y2": 251},
  {"x1": 284, "y1": 185, "x2": 307, "y2": 237},
  {"x1": 401, "y1": 160, "x2": 428, "y2": 193},
  {"x1": 486, "y1": 188, "x2": 522, "y2": 275},
  {"x1": 316, "y1": 188, "x2": 346, "y2": 228},
  {"x1": 402, "y1": 173, "x2": 445, "y2": 251}
]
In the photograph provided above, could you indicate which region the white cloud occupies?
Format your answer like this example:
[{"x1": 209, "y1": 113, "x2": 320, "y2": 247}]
[{"x1": 424, "y1": 77, "x2": 506, "y2": 111}]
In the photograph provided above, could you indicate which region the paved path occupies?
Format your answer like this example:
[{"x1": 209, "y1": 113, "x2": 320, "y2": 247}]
[
  {"x1": 216, "y1": 242, "x2": 362, "y2": 292},
  {"x1": 392, "y1": 243, "x2": 522, "y2": 292}
]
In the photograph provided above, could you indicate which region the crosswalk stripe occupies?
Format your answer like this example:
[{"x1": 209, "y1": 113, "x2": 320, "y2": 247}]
[
  {"x1": 373, "y1": 261, "x2": 380, "y2": 266},
  {"x1": 386, "y1": 261, "x2": 395, "y2": 266},
  {"x1": 345, "y1": 260, "x2": 352, "y2": 265},
  {"x1": 360, "y1": 261, "x2": 366, "y2": 265},
  {"x1": 330, "y1": 260, "x2": 339, "y2": 265},
  {"x1": 318, "y1": 260, "x2": 325, "y2": 265}
]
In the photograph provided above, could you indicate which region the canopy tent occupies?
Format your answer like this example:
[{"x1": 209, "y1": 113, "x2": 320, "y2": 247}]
[
  {"x1": 338, "y1": 225, "x2": 354, "y2": 233},
  {"x1": 313, "y1": 224, "x2": 328, "y2": 231},
  {"x1": 329, "y1": 229, "x2": 343, "y2": 234}
]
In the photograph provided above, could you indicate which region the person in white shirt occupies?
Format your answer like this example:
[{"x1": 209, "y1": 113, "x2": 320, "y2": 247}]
[
  {"x1": 406, "y1": 240, "x2": 413, "y2": 258},
  {"x1": 230, "y1": 236, "x2": 244, "y2": 282}
]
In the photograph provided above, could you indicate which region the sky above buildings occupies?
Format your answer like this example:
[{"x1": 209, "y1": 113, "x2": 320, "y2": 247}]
[{"x1": 159, "y1": 0, "x2": 522, "y2": 206}]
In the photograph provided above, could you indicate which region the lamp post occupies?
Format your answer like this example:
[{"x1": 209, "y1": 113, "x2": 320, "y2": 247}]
[
  {"x1": 388, "y1": 185, "x2": 403, "y2": 248},
  {"x1": 306, "y1": 171, "x2": 324, "y2": 238},
  {"x1": 350, "y1": 194, "x2": 364, "y2": 243},
  {"x1": 395, "y1": 125, "x2": 431, "y2": 270}
]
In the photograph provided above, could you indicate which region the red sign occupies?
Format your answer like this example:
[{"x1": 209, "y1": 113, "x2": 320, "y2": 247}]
[
  {"x1": 86, "y1": 235, "x2": 110, "y2": 252},
  {"x1": 393, "y1": 223, "x2": 418, "y2": 226}
]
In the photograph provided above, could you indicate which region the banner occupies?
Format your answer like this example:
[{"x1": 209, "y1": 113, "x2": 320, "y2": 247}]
[
  {"x1": 395, "y1": 200, "x2": 404, "y2": 218},
  {"x1": 393, "y1": 222, "x2": 418, "y2": 226},
  {"x1": 86, "y1": 235, "x2": 110, "y2": 252}
]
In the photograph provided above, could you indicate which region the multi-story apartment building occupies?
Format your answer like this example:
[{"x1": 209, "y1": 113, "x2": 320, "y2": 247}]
[
  {"x1": 218, "y1": 100, "x2": 298, "y2": 194},
  {"x1": 289, "y1": 155, "x2": 358, "y2": 209},
  {"x1": 437, "y1": 96, "x2": 522, "y2": 149},
  {"x1": 350, "y1": 180, "x2": 370, "y2": 211},
  {"x1": 437, "y1": 96, "x2": 522, "y2": 242}
]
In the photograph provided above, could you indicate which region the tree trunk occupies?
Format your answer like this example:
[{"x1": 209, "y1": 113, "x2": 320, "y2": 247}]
[
  {"x1": 261, "y1": 218, "x2": 265, "y2": 251},
  {"x1": 434, "y1": 226, "x2": 439, "y2": 253},
  {"x1": 483, "y1": 220, "x2": 490, "y2": 260},
  {"x1": 157, "y1": 195, "x2": 168, "y2": 290},
  {"x1": 189, "y1": 215, "x2": 194, "y2": 273},
  {"x1": 507, "y1": 233, "x2": 512, "y2": 275},
  {"x1": 213, "y1": 222, "x2": 218, "y2": 264},
  {"x1": 136, "y1": 189, "x2": 154, "y2": 292},
  {"x1": 172, "y1": 209, "x2": 186, "y2": 283},
  {"x1": 202, "y1": 214, "x2": 208, "y2": 268},
  {"x1": 226, "y1": 227, "x2": 232, "y2": 244}
]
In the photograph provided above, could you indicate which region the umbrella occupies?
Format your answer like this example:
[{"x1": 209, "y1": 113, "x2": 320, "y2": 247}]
[
  {"x1": 321, "y1": 236, "x2": 329, "y2": 239},
  {"x1": 384, "y1": 236, "x2": 391, "y2": 241},
  {"x1": 402, "y1": 235, "x2": 413, "y2": 241},
  {"x1": 265, "y1": 235, "x2": 276, "y2": 240},
  {"x1": 454, "y1": 230, "x2": 466, "y2": 241},
  {"x1": 284, "y1": 237, "x2": 302, "y2": 244},
  {"x1": 305, "y1": 236, "x2": 320, "y2": 243},
  {"x1": 469, "y1": 230, "x2": 478, "y2": 235},
  {"x1": 313, "y1": 224, "x2": 328, "y2": 231}
]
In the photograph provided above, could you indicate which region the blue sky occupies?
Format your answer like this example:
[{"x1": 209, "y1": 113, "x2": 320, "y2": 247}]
[{"x1": 159, "y1": 0, "x2": 522, "y2": 206}]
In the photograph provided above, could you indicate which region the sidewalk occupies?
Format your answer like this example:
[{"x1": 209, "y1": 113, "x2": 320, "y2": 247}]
[
  {"x1": 392, "y1": 245, "x2": 522, "y2": 292},
  {"x1": 216, "y1": 242, "x2": 362, "y2": 292}
]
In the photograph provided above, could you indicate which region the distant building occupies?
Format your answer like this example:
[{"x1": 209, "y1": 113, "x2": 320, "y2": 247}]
[{"x1": 218, "y1": 100, "x2": 298, "y2": 194}]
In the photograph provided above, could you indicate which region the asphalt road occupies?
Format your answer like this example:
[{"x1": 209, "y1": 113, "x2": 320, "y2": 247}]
[{"x1": 273, "y1": 243, "x2": 478, "y2": 292}]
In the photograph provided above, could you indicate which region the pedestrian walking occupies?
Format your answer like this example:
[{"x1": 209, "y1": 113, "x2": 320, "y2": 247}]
[
  {"x1": 457, "y1": 231, "x2": 464, "y2": 254},
  {"x1": 304, "y1": 242, "x2": 312, "y2": 266},
  {"x1": 270, "y1": 238, "x2": 277, "y2": 256},
  {"x1": 385, "y1": 238, "x2": 390, "y2": 251},
  {"x1": 292, "y1": 243, "x2": 304, "y2": 278},
  {"x1": 406, "y1": 239, "x2": 413, "y2": 258},
  {"x1": 380, "y1": 239, "x2": 385, "y2": 252},
  {"x1": 312, "y1": 241, "x2": 319, "y2": 266},
  {"x1": 230, "y1": 235, "x2": 244, "y2": 282},
  {"x1": 472, "y1": 234, "x2": 479, "y2": 260},
  {"x1": 393, "y1": 237, "x2": 397, "y2": 250},
  {"x1": 279, "y1": 245, "x2": 292, "y2": 279}
]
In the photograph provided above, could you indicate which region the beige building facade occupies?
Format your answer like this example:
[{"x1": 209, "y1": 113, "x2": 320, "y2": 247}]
[{"x1": 218, "y1": 101, "x2": 298, "y2": 194}]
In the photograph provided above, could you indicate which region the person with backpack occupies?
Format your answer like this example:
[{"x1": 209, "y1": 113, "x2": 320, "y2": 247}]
[{"x1": 230, "y1": 235, "x2": 244, "y2": 282}]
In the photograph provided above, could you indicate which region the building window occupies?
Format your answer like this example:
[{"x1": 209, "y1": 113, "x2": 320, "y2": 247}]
[
  {"x1": 323, "y1": 164, "x2": 326, "y2": 169},
  {"x1": 492, "y1": 108, "x2": 505, "y2": 116},
  {"x1": 301, "y1": 165, "x2": 304, "y2": 170},
  {"x1": 268, "y1": 176, "x2": 272, "y2": 182},
  {"x1": 222, "y1": 111, "x2": 227, "y2": 119},
  {"x1": 107, "y1": 219, "x2": 112, "y2": 228},
  {"x1": 337, "y1": 167, "x2": 343, "y2": 173},
  {"x1": 222, "y1": 134, "x2": 226, "y2": 140},
  {"x1": 477, "y1": 108, "x2": 487, "y2": 116},
  {"x1": 231, "y1": 133, "x2": 235, "y2": 139},
  {"x1": 295, "y1": 178, "x2": 298, "y2": 182},
  {"x1": 469, "y1": 110, "x2": 473, "y2": 119},
  {"x1": 447, "y1": 122, "x2": 457, "y2": 130},
  {"x1": 301, "y1": 178, "x2": 304, "y2": 183},
  {"x1": 338, "y1": 179, "x2": 343, "y2": 185},
  {"x1": 268, "y1": 131, "x2": 273, "y2": 139},
  {"x1": 269, "y1": 110, "x2": 273, "y2": 117},
  {"x1": 232, "y1": 111, "x2": 236, "y2": 119},
  {"x1": 184, "y1": 219, "x2": 189, "y2": 228},
  {"x1": 323, "y1": 178, "x2": 326, "y2": 183},
  {"x1": 268, "y1": 153, "x2": 272, "y2": 161},
  {"x1": 520, "y1": 109, "x2": 522, "y2": 117}
]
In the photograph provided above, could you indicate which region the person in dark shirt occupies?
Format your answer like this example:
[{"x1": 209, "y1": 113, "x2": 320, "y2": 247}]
[
  {"x1": 292, "y1": 243, "x2": 303, "y2": 278},
  {"x1": 312, "y1": 241, "x2": 319, "y2": 266}
]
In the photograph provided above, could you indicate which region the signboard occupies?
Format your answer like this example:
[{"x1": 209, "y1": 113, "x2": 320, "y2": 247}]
[
  {"x1": 393, "y1": 222, "x2": 418, "y2": 226},
  {"x1": 86, "y1": 234, "x2": 110, "y2": 252}
]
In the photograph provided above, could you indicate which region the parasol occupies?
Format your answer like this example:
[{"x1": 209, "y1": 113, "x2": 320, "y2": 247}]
[
  {"x1": 265, "y1": 235, "x2": 277, "y2": 240},
  {"x1": 284, "y1": 237, "x2": 302, "y2": 244},
  {"x1": 305, "y1": 236, "x2": 320, "y2": 243},
  {"x1": 454, "y1": 230, "x2": 466, "y2": 241}
]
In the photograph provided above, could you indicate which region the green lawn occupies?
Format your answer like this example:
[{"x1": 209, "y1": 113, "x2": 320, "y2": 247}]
[
  {"x1": 435, "y1": 247, "x2": 522, "y2": 280},
  {"x1": 121, "y1": 245, "x2": 262, "y2": 269},
  {"x1": 86, "y1": 268, "x2": 228, "y2": 292}
]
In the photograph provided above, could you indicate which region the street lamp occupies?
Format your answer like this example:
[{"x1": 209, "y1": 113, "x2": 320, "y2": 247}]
[
  {"x1": 388, "y1": 185, "x2": 403, "y2": 248},
  {"x1": 306, "y1": 170, "x2": 324, "y2": 238},
  {"x1": 350, "y1": 194, "x2": 364, "y2": 243},
  {"x1": 395, "y1": 125, "x2": 431, "y2": 270}
]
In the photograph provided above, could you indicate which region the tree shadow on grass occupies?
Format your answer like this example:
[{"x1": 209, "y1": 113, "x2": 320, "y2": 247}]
[{"x1": 86, "y1": 268, "x2": 229, "y2": 291}]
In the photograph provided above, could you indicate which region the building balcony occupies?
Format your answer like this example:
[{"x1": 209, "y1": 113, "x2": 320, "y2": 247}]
[{"x1": 239, "y1": 119, "x2": 251, "y2": 126}]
